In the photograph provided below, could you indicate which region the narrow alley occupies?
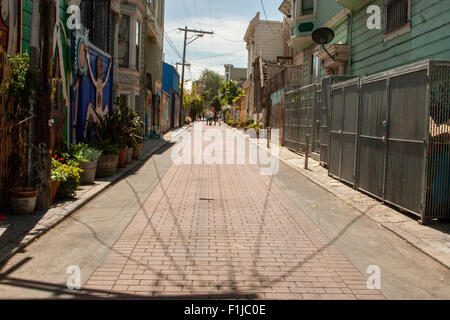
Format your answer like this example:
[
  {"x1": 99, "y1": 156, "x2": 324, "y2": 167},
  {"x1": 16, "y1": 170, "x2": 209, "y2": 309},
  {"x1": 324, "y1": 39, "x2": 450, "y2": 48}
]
[{"x1": 0, "y1": 123, "x2": 448, "y2": 300}]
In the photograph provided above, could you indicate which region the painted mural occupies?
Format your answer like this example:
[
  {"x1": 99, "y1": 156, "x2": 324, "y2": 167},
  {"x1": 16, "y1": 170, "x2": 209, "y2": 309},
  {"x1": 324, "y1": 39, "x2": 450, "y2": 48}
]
[
  {"x1": 0, "y1": 0, "x2": 19, "y2": 78},
  {"x1": 173, "y1": 94, "x2": 180, "y2": 129},
  {"x1": 70, "y1": 29, "x2": 113, "y2": 144},
  {"x1": 160, "y1": 91, "x2": 171, "y2": 134},
  {"x1": 145, "y1": 90, "x2": 153, "y2": 136},
  {"x1": 50, "y1": 0, "x2": 71, "y2": 151}
]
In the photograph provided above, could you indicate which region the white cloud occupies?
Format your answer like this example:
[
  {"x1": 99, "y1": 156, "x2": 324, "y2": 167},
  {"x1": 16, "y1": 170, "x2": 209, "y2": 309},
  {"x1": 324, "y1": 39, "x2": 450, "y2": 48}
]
[{"x1": 164, "y1": 16, "x2": 249, "y2": 80}]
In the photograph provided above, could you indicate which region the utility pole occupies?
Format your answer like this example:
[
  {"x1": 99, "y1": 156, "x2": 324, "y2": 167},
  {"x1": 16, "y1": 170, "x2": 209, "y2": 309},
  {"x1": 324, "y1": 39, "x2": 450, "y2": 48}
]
[
  {"x1": 176, "y1": 62, "x2": 190, "y2": 74},
  {"x1": 34, "y1": 0, "x2": 56, "y2": 209},
  {"x1": 178, "y1": 27, "x2": 213, "y2": 124}
]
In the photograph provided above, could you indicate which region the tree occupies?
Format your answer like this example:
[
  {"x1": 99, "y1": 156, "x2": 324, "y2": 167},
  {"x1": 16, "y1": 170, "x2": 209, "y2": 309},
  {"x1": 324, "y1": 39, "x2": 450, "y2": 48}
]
[
  {"x1": 210, "y1": 96, "x2": 223, "y2": 113},
  {"x1": 219, "y1": 81, "x2": 245, "y2": 107},
  {"x1": 183, "y1": 83, "x2": 205, "y2": 120},
  {"x1": 197, "y1": 69, "x2": 223, "y2": 104}
]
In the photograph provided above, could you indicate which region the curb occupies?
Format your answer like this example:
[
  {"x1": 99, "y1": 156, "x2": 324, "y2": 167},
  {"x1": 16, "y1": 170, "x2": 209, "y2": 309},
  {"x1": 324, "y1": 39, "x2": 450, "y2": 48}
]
[
  {"x1": 231, "y1": 126, "x2": 450, "y2": 270},
  {"x1": 0, "y1": 126, "x2": 191, "y2": 265}
]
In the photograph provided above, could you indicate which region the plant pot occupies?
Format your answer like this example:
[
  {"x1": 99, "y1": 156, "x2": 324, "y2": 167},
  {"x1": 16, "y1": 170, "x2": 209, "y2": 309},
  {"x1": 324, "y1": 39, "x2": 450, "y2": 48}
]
[
  {"x1": 118, "y1": 148, "x2": 127, "y2": 168},
  {"x1": 133, "y1": 143, "x2": 143, "y2": 160},
  {"x1": 51, "y1": 180, "x2": 61, "y2": 201},
  {"x1": 9, "y1": 188, "x2": 38, "y2": 215},
  {"x1": 79, "y1": 160, "x2": 97, "y2": 185},
  {"x1": 96, "y1": 154, "x2": 119, "y2": 177},
  {"x1": 126, "y1": 147, "x2": 133, "y2": 164}
]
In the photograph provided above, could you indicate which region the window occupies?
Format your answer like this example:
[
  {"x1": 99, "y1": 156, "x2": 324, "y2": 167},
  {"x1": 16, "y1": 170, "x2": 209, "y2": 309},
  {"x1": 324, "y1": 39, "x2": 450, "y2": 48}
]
[
  {"x1": 80, "y1": 0, "x2": 111, "y2": 53},
  {"x1": 385, "y1": 0, "x2": 409, "y2": 33},
  {"x1": 293, "y1": 0, "x2": 315, "y2": 18},
  {"x1": 226, "y1": 72, "x2": 230, "y2": 82},
  {"x1": 119, "y1": 15, "x2": 130, "y2": 68},
  {"x1": 302, "y1": 0, "x2": 314, "y2": 15},
  {"x1": 136, "y1": 21, "x2": 140, "y2": 70}
]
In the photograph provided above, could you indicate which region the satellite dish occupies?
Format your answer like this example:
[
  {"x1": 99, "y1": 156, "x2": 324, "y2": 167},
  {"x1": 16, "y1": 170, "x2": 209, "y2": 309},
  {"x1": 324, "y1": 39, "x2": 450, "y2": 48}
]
[{"x1": 312, "y1": 27, "x2": 335, "y2": 45}]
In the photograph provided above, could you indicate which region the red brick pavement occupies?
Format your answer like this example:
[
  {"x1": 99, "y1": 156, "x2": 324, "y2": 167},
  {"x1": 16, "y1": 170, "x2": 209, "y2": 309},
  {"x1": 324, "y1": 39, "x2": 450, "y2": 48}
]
[{"x1": 83, "y1": 123, "x2": 384, "y2": 299}]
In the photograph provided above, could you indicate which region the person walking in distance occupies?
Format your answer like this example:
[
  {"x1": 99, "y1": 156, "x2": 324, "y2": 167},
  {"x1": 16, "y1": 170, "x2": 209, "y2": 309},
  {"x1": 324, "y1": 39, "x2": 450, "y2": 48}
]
[{"x1": 218, "y1": 111, "x2": 223, "y2": 126}]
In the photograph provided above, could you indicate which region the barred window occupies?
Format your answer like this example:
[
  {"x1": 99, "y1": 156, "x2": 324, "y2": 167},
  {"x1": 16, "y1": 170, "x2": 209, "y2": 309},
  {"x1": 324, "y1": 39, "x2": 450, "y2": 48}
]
[
  {"x1": 118, "y1": 15, "x2": 130, "y2": 68},
  {"x1": 385, "y1": 0, "x2": 409, "y2": 33},
  {"x1": 80, "y1": 0, "x2": 111, "y2": 53}
]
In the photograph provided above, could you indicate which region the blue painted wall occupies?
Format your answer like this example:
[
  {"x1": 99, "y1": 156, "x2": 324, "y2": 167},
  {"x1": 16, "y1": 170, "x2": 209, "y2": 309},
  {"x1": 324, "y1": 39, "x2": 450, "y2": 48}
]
[
  {"x1": 70, "y1": 40, "x2": 113, "y2": 144},
  {"x1": 162, "y1": 62, "x2": 180, "y2": 95}
]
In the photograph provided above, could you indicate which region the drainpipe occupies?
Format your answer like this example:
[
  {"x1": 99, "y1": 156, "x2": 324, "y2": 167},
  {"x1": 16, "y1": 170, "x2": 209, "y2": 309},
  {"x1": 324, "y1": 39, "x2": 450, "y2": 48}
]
[{"x1": 348, "y1": 10, "x2": 353, "y2": 75}]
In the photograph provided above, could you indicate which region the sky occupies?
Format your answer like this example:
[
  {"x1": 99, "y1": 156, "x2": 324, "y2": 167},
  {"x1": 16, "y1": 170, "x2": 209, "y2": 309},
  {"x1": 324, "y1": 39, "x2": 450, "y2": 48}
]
[{"x1": 163, "y1": 0, "x2": 284, "y2": 82}]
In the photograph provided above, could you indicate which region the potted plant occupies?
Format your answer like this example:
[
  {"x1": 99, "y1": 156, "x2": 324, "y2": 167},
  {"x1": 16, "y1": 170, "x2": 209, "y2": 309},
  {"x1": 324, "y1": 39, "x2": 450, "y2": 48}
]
[
  {"x1": 9, "y1": 188, "x2": 38, "y2": 215},
  {"x1": 120, "y1": 108, "x2": 144, "y2": 161},
  {"x1": 118, "y1": 147, "x2": 127, "y2": 168},
  {"x1": 95, "y1": 140, "x2": 120, "y2": 177},
  {"x1": 71, "y1": 144, "x2": 102, "y2": 184},
  {"x1": 126, "y1": 146, "x2": 133, "y2": 164},
  {"x1": 50, "y1": 153, "x2": 82, "y2": 199},
  {"x1": 50, "y1": 157, "x2": 65, "y2": 201},
  {"x1": 1, "y1": 53, "x2": 37, "y2": 213}
]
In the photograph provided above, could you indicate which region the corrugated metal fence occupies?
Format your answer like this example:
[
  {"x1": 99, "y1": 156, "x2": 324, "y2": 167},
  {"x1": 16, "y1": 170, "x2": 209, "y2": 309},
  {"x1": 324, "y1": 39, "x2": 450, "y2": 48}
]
[{"x1": 328, "y1": 60, "x2": 450, "y2": 221}]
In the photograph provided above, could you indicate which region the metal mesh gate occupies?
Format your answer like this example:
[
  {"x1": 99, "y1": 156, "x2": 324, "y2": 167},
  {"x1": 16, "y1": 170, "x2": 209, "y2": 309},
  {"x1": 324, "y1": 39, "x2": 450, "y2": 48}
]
[
  {"x1": 328, "y1": 60, "x2": 450, "y2": 221},
  {"x1": 320, "y1": 76, "x2": 357, "y2": 166},
  {"x1": 283, "y1": 84, "x2": 320, "y2": 153},
  {"x1": 329, "y1": 78, "x2": 359, "y2": 185}
]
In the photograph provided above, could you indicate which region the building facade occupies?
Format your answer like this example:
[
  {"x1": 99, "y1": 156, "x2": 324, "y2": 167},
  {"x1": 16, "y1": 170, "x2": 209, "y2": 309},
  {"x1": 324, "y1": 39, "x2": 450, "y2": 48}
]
[
  {"x1": 224, "y1": 64, "x2": 247, "y2": 83},
  {"x1": 162, "y1": 62, "x2": 181, "y2": 132},
  {"x1": 114, "y1": 0, "x2": 165, "y2": 136},
  {"x1": 244, "y1": 12, "x2": 285, "y2": 120}
]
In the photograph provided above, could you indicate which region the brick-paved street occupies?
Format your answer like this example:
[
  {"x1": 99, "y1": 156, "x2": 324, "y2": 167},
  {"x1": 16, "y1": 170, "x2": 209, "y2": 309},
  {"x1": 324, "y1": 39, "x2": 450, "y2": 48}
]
[{"x1": 82, "y1": 123, "x2": 383, "y2": 299}]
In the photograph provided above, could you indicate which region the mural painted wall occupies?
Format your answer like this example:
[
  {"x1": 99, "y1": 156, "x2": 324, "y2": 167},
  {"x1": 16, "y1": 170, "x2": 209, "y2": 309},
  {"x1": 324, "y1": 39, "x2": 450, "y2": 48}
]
[
  {"x1": 20, "y1": 0, "x2": 71, "y2": 150},
  {"x1": 173, "y1": 94, "x2": 180, "y2": 129},
  {"x1": 70, "y1": 29, "x2": 113, "y2": 144},
  {"x1": 160, "y1": 91, "x2": 171, "y2": 134},
  {"x1": 1, "y1": 0, "x2": 20, "y2": 77},
  {"x1": 145, "y1": 90, "x2": 153, "y2": 136}
]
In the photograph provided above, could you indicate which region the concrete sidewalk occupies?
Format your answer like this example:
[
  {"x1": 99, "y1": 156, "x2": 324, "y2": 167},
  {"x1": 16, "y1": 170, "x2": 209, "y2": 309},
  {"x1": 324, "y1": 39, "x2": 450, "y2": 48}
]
[
  {"x1": 0, "y1": 125, "x2": 190, "y2": 265},
  {"x1": 234, "y1": 127, "x2": 450, "y2": 270}
]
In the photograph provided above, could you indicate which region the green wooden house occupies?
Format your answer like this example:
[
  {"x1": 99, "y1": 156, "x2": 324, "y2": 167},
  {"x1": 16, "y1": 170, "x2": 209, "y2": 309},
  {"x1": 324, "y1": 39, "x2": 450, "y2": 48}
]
[
  {"x1": 338, "y1": 0, "x2": 450, "y2": 76},
  {"x1": 280, "y1": 0, "x2": 351, "y2": 84},
  {"x1": 280, "y1": 0, "x2": 450, "y2": 83}
]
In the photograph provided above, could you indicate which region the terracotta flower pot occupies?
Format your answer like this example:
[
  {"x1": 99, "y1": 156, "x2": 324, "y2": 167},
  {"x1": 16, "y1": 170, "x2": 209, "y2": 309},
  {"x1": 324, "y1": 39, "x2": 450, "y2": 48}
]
[
  {"x1": 9, "y1": 188, "x2": 38, "y2": 215},
  {"x1": 133, "y1": 143, "x2": 142, "y2": 160},
  {"x1": 96, "y1": 154, "x2": 119, "y2": 177},
  {"x1": 79, "y1": 160, "x2": 97, "y2": 185},
  {"x1": 118, "y1": 147, "x2": 127, "y2": 168},
  {"x1": 126, "y1": 147, "x2": 133, "y2": 164},
  {"x1": 51, "y1": 180, "x2": 61, "y2": 201}
]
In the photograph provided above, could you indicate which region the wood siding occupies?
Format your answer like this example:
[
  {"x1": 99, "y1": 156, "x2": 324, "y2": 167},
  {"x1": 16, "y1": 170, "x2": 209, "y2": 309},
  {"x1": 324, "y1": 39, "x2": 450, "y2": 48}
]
[
  {"x1": 351, "y1": 0, "x2": 450, "y2": 76},
  {"x1": 254, "y1": 22, "x2": 285, "y2": 63}
]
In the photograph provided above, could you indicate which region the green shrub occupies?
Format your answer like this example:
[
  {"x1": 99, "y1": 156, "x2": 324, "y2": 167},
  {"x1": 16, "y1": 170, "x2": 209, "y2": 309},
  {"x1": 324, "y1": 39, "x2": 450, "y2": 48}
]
[
  {"x1": 51, "y1": 158, "x2": 82, "y2": 198},
  {"x1": 95, "y1": 139, "x2": 120, "y2": 155},
  {"x1": 71, "y1": 143, "x2": 103, "y2": 162}
]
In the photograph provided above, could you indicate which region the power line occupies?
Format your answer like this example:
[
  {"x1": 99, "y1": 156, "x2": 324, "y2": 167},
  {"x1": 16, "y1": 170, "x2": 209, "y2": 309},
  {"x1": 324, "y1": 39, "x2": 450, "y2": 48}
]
[
  {"x1": 214, "y1": 33, "x2": 246, "y2": 43},
  {"x1": 182, "y1": 0, "x2": 196, "y2": 29},
  {"x1": 164, "y1": 32, "x2": 183, "y2": 59},
  {"x1": 259, "y1": 0, "x2": 282, "y2": 35},
  {"x1": 189, "y1": 48, "x2": 247, "y2": 61}
]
